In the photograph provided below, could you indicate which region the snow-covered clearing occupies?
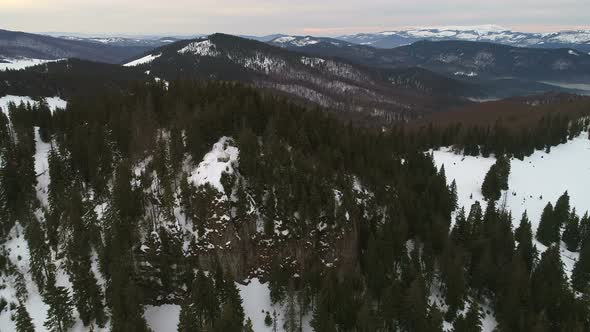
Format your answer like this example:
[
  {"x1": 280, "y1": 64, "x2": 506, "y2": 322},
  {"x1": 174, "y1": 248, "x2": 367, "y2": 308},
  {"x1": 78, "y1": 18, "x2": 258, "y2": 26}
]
[
  {"x1": 144, "y1": 304, "x2": 181, "y2": 331},
  {"x1": 238, "y1": 278, "x2": 313, "y2": 332},
  {"x1": 0, "y1": 58, "x2": 63, "y2": 71},
  {"x1": 432, "y1": 132, "x2": 590, "y2": 279},
  {"x1": 431, "y1": 132, "x2": 590, "y2": 331},
  {"x1": 0, "y1": 95, "x2": 68, "y2": 117}
]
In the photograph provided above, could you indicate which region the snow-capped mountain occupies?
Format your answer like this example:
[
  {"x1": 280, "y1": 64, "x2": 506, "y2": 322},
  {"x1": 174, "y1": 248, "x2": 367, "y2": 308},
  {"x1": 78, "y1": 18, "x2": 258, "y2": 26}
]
[
  {"x1": 56, "y1": 35, "x2": 181, "y2": 48},
  {"x1": 269, "y1": 35, "x2": 353, "y2": 48},
  {"x1": 340, "y1": 25, "x2": 590, "y2": 53},
  {"x1": 0, "y1": 29, "x2": 159, "y2": 64},
  {"x1": 267, "y1": 34, "x2": 590, "y2": 96}
]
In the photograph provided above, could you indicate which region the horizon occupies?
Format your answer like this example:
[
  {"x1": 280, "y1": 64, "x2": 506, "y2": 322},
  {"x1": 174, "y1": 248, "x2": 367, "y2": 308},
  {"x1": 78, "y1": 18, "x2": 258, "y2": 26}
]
[
  {"x1": 8, "y1": 24, "x2": 590, "y2": 39},
  {"x1": 2, "y1": 0, "x2": 589, "y2": 37}
]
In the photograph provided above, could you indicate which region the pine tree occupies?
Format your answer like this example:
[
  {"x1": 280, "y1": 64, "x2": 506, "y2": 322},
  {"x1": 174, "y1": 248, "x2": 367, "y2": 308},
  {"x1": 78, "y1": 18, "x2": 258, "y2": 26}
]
[
  {"x1": 563, "y1": 209, "x2": 581, "y2": 251},
  {"x1": 244, "y1": 317, "x2": 254, "y2": 332},
  {"x1": 481, "y1": 164, "x2": 500, "y2": 201},
  {"x1": 572, "y1": 242, "x2": 590, "y2": 293},
  {"x1": 283, "y1": 288, "x2": 299, "y2": 332},
  {"x1": 536, "y1": 202, "x2": 558, "y2": 246},
  {"x1": 449, "y1": 179, "x2": 458, "y2": 211},
  {"x1": 553, "y1": 191, "x2": 571, "y2": 228},
  {"x1": 452, "y1": 302, "x2": 482, "y2": 332},
  {"x1": 481, "y1": 155, "x2": 510, "y2": 202},
  {"x1": 13, "y1": 302, "x2": 35, "y2": 332},
  {"x1": 531, "y1": 245, "x2": 570, "y2": 330},
  {"x1": 264, "y1": 311, "x2": 272, "y2": 327},
  {"x1": 515, "y1": 211, "x2": 538, "y2": 272},
  {"x1": 44, "y1": 285, "x2": 75, "y2": 332},
  {"x1": 178, "y1": 297, "x2": 201, "y2": 332}
]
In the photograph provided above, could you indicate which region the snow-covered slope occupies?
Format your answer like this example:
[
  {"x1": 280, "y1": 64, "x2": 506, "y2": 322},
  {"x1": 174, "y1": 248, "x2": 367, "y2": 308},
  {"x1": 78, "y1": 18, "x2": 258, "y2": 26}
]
[
  {"x1": 123, "y1": 53, "x2": 162, "y2": 67},
  {"x1": 0, "y1": 58, "x2": 63, "y2": 71},
  {"x1": 340, "y1": 26, "x2": 590, "y2": 52},
  {"x1": 432, "y1": 132, "x2": 590, "y2": 277},
  {"x1": 0, "y1": 95, "x2": 68, "y2": 117}
]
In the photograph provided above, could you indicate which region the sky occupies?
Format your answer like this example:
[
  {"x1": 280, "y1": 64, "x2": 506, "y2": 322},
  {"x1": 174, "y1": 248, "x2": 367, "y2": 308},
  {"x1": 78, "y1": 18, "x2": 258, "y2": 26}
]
[{"x1": 1, "y1": 0, "x2": 589, "y2": 36}]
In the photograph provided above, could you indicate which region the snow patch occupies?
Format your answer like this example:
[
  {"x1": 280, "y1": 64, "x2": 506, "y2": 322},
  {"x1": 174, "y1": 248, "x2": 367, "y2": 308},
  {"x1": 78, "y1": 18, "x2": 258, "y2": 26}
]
[
  {"x1": 178, "y1": 40, "x2": 219, "y2": 57},
  {"x1": 124, "y1": 53, "x2": 162, "y2": 67},
  {"x1": 0, "y1": 95, "x2": 67, "y2": 118},
  {"x1": 454, "y1": 71, "x2": 478, "y2": 77},
  {"x1": 0, "y1": 58, "x2": 63, "y2": 71},
  {"x1": 144, "y1": 304, "x2": 181, "y2": 332},
  {"x1": 188, "y1": 137, "x2": 239, "y2": 192}
]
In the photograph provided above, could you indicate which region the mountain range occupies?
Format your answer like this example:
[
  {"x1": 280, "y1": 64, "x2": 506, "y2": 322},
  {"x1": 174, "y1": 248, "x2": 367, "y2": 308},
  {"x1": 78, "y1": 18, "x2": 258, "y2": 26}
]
[{"x1": 338, "y1": 25, "x2": 590, "y2": 53}]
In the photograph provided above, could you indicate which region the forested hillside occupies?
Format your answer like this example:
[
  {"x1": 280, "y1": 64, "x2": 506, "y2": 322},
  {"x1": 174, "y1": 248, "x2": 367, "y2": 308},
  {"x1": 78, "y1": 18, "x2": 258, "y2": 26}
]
[{"x1": 1, "y1": 79, "x2": 590, "y2": 332}]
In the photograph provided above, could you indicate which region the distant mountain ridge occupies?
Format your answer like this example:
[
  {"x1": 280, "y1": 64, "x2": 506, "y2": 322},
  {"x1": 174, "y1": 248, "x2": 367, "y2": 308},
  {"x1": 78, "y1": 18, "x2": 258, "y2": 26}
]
[
  {"x1": 339, "y1": 25, "x2": 590, "y2": 53},
  {"x1": 0, "y1": 29, "x2": 155, "y2": 64},
  {"x1": 269, "y1": 36, "x2": 590, "y2": 96},
  {"x1": 122, "y1": 33, "x2": 472, "y2": 122}
]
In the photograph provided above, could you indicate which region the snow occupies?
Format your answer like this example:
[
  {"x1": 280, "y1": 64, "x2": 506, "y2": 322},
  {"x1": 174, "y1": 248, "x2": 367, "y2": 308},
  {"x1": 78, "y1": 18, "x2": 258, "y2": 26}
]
[
  {"x1": 432, "y1": 132, "x2": 590, "y2": 279},
  {"x1": 144, "y1": 304, "x2": 181, "y2": 332},
  {"x1": 124, "y1": 53, "x2": 161, "y2": 66},
  {"x1": 292, "y1": 37, "x2": 319, "y2": 47},
  {"x1": 34, "y1": 127, "x2": 51, "y2": 207},
  {"x1": 188, "y1": 137, "x2": 239, "y2": 193},
  {"x1": 300, "y1": 56, "x2": 325, "y2": 68},
  {"x1": 421, "y1": 25, "x2": 510, "y2": 34},
  {"x1": 546, "y1": 30, "x2": 590, "y2": 44},
  {"x1": 0, "y1": 224, "x2": 50, "y2": 332},
  {"x1": 0, "y1": 95, "x2": 67, "y2": 118},
  {"x1": 454, "y1": 71, "x2": 478, "y2": 77},
  {"x1": 273, "y1": 36, "x2": 297, "y2": 43},
  {"x1": 0, "y1": 58, "x2": 63, "y2": 71},
  {"x1": 178, "y1": 40, "x2": 219, "y2": 57},
  {"x1": 45, "y1": 96, "x2": 68, "y2": 112},
  {"x1": 568, "y1": 49, "x2": 580, "y2": 56},
  {"x1": 0, "y1": 95, "x2": 35, "y2": 118},
  {"x1": 237, "y1": 278, "x2": 312, "y2": 332}
]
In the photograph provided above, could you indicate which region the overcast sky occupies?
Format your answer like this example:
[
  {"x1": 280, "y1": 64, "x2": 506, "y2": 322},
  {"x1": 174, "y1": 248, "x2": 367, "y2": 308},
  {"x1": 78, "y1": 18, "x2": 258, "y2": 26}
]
[{"x1": 1, "y1": 0, "x2": 589, "y2": 36}]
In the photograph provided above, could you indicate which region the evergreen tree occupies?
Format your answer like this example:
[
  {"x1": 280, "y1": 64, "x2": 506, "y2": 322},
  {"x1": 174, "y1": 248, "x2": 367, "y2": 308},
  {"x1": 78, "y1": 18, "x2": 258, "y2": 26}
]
[
  {"x1": 44, "y1": 285, "x2": 75, "y2": 332},
  {"x1": 13, "y1": 302, "x2": 35, "y2": 332},
  {"x1": 178, "y1": 297, "x2": 201, "y2": 332},
  {"x1": 531, "y1": 245, "x2": 571, "y2": 330},
  {"x1": 563, "y1": 209, "x2": 581, "y2": 251},
  {"x1": 515, "y1": 211, "x2": 538, "y2": 272},
  {"x1": 452, "y1": 302, "x2": 482, "y2": 332},
  {"x1": 553, "y1": 191, "x2": 571, "y2": 228},
  {"x1": 536, "y1": 202, "x2": 559, "y2": 246},
  {"x1": 572, "y1": 242, "x2": 590, "y2": 293},
  {"x1": 449, "y1": 179, "x2": 458, "y2": 211}
]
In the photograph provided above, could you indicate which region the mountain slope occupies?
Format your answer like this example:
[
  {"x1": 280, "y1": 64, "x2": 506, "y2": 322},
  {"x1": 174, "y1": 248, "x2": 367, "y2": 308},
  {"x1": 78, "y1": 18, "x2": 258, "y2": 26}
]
[
  {"x1": 271, "y1": 37, "x2": 590, "y2": 97},
  {"x1": 340, "y1": 25, "x2": 590, "y2": 53},
  {"x1": 123, "y1": 33, "x2": 472, "y2": 121},
  {"x1": 0, "y1": 29, "x2": 157, "y2": 64}
]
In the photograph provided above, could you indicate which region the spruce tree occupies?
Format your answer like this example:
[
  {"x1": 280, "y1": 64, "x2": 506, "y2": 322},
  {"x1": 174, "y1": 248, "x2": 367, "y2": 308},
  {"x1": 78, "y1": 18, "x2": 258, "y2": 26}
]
[
  {"x1": 449, "y1": 180, "x2": 458, "y2": 211},
  {"x1": 44, "y1": 285, "x2": 75, "y2": 332},
  {"x1": 531, "y1": 245, "x2": 570, "y2": 330},
  {"x1": 515, "y1": 211, "x2": 538, "y2": 272},
  {"x1": 553, "y1": 191, "x2": 571, "y2": 228},
  {"x1": 572, "y1": 242, "x2": 590, "y2": 293},
  {"x1": 536, "y1": 202, "x2": 558, "y2": 246},
  {"x1": 452, "y1": 302, "x2": 482, "y2": 332},
  {"x1": 13, "y1": 302, "x2": 35, "y2": 332},
  {"x1": 563, "y1": 209, "x2": 581, "y2": 251}
]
